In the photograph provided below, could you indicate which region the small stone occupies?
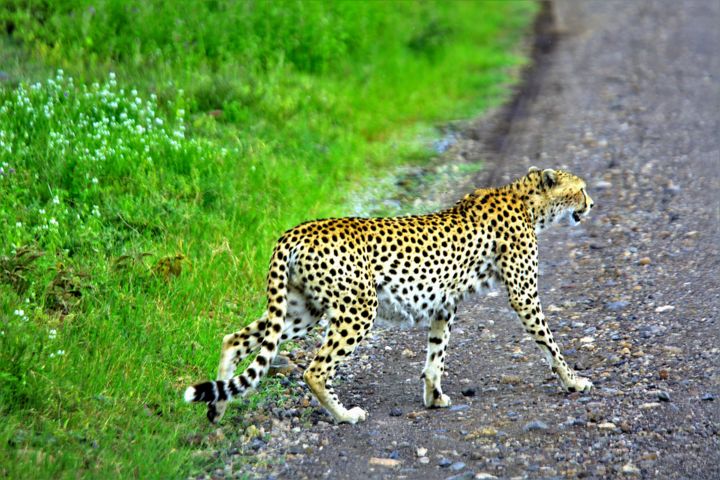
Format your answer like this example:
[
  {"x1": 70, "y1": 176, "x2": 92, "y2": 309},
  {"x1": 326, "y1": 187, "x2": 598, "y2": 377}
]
[
  {"x1": 523, "y1": 420, "x2": 549, "y2": 432},
  {"x1": 369, "y1": 457, "x2": 402, "y2": 468},
  {"x1": 439, "y1": 457, "x2": 453, "y2": 468},
  {"x1": 622, "y1": 463, "x2": 641, "y2": 475},
  {"x1": 701, "y1": 393, "x2": 715, "y2": 401},
  {"x1": 450, "y1": 462, "x2": 466, "y2": 472},
  {"x1": 595, "y1": 180, "x2": 612, "y2": 189},
  {"x1": 475, "y1": 474, "x2": 498, "y2": 479},
  {"x1": 580, "y1": 336, "x2": 595, "y2": 344},
  {"x1": 461, "y1": 387, "x2": 477, "y2": 397},
  {"x1": 419, "y1": 457, "x2": 430, "y2": 464},
  {"x1": 244, "y1": 424, "x2": 261, "y2": 439},
  {"x1": 598, "y1": 422, "x2": 616, "y2": 430},
  {"x1": 248, "y1": 438, "x2": 265, "y2": 451},
  {"x1": 659, "y1": 369, "x2": 669, "y2": 380},
  {"x1": 389, "y1": 407, "x2": 403, "y2": 417},
  {"x1": 464, "y1": 427, "x2": 497, "y2": 439},
  {"x1": 401, "y1": 348, "x2": 416, "y2": 359},
  {"x1": 416, "y1": 447, "x2": 428, "y2": 457},
  {"x1": 606, "y1": 301, "x2": 629, "y2": 311},
  {"x1": 639, "y1": 257, "x2": 651, "y2": 266},
  {"x1": 500, "y1": 375, "x2": 522, "y2": 385},
  {"x1": 449, "y1": 404, "x2": 469, "y2": 412},
  {"x1": 657, "y1": 391, "x2": 671, "y2": 402},
  {"x1": 654, "y1": 305, "x2": 675, "y2": 313},
  {"x1": 640, "y1": 402, "x2": 662, "y2": 409},
  {"x1": 446, "y1": 472, "x2": 475, "y2": 480}
]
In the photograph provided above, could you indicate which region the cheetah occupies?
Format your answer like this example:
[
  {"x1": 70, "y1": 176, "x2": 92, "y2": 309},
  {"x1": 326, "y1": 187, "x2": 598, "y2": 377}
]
[{"x1": 185, "y1": 166, "x2": 595, "y2": 424}]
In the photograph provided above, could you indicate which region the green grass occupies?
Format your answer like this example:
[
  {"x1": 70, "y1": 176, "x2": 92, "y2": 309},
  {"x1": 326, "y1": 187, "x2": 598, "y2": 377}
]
[{"x1": 0, "y1": 1, "x2": 537, "y2": 478}]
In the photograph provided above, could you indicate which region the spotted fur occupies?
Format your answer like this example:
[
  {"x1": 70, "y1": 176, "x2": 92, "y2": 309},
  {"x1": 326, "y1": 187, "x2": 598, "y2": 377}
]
[{"x1": 185, "y1": 167, "x2": 595, "y2": 424}]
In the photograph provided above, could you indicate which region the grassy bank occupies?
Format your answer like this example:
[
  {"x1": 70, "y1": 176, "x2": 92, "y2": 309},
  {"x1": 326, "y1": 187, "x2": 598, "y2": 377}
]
[{"x1": 0, "y1": 1, "x2": 537, "y2": 477}]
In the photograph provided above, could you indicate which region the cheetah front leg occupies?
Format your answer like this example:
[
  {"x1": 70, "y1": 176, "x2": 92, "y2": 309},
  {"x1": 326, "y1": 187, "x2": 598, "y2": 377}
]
[
  {"x1": 422, "y1": 307, "x2": 456, "y2": 408},
  {"x1": 501, "y1": 262, "x2": 593, "y2": 393}
]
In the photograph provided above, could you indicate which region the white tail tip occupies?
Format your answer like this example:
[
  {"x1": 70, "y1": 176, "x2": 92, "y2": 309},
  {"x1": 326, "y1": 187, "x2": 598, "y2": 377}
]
[{"x1": 184, "y1": 386, "x2": 196, "y2": 403}]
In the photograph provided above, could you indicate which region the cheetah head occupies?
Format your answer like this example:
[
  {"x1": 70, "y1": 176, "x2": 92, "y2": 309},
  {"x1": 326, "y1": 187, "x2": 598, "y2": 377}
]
[{"x1": 527, "y1": 166, "x2": 594, "y2": 230}]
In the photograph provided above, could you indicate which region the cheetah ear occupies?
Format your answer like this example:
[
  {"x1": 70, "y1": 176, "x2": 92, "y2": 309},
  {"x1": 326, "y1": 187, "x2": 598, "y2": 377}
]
[
  {"x1": 541, "y1": 168, "x2": 558, "y2": 188},
  {"x1": 528, "y1": 166, "x2": 541, "y2": 174}
]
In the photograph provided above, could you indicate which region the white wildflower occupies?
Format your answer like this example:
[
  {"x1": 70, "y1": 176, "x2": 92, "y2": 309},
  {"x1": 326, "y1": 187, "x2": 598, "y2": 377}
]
[
  {"x1": 15, "y1": 221, "x2": 22, "y2": 228},
  {"x1": 14, "y1": 309, "x2": 24, "y2": 316},
  {"x1": 49, "y1": 217, "x2": 59, "y2": 226},
  {"x1": 92, "y1": 177, "x2": 99, "y2": 184},
  {"x1": 49, "y1": 329, "x2": 57, "y2": 339},
  {"x1": 53, "y1": 195, "x2": 60, "y2": 204}
]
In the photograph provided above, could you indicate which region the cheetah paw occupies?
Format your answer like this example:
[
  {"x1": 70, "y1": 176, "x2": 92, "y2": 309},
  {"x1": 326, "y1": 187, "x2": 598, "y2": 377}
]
[
  {"x1": 431, "y1": 393, "x2": 452, "y2": 408},
  {"x1": 566, "y1": 376, "x2": 594, "y2": 393},
  {"x1": 338, "y1": 406, "x2": 367, "y2": 424}
]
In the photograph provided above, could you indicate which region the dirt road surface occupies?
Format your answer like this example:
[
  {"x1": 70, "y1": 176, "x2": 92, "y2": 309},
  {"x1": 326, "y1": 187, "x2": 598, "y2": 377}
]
[{"x1": 201, "y1": 1, "x2": 719, "y2": 478}]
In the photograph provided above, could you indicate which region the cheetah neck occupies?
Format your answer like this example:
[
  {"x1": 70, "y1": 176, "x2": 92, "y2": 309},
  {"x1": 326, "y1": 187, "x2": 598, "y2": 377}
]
[{"x1": 504, "y1": 173, "x2": 554, "y2": 231}]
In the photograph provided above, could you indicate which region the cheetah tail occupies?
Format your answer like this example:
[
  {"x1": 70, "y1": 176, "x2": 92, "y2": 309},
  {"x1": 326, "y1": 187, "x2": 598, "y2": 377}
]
[{"x1": 183, "y1": 244, "x2": 290, "y2": 418}]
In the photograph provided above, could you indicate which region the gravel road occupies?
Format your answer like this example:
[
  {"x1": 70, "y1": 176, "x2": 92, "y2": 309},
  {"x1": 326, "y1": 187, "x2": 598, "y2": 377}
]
[{"x1": 197, "y1": 1, "x2": 719, "y2": 478}]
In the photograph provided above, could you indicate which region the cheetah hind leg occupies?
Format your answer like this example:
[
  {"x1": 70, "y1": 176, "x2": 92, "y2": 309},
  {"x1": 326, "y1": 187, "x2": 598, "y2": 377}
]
[{"x1": 303, "y1": 305, "x2": 375, "y2": 424}]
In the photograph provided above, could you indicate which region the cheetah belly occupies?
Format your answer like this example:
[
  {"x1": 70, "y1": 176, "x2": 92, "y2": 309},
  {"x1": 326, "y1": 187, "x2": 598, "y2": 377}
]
[
  {"x1": 373, "y1": 264, "x2": 500, "y2": 329},
  {"x1": 374, "y1": 285, "x2": 440, "y2": 328}
]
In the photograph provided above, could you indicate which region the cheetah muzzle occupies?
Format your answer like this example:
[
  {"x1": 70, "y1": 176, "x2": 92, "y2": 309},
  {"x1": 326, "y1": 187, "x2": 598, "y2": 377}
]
[{"x1": 185, "y1": 166, "x2": 595, "y2": 424}]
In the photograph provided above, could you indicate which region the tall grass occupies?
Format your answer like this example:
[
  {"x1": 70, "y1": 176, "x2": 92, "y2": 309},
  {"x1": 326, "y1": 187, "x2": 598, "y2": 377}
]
[{"x1": 0, "y1": 1, "x2": 537, "y2": 477}]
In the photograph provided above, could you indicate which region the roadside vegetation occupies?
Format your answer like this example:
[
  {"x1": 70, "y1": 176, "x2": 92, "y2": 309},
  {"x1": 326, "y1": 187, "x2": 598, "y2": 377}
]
[{"x1": 0, "y1": 1, "x2": 537, "y2": 477}]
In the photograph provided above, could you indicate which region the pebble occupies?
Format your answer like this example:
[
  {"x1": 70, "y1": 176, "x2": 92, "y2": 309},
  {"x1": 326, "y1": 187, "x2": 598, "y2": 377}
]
[
  {"x1": 450, "y1": 461, "x2": 466, "y2": 471},
  {"x1": 657, "y1": 391, "x2": 671, "y2": 402},
  {"x1": 639, "y1": 257, "x2": 652, "y2": 266},
  {"x1": 369, "y1": 457, "x2": 402, "y2": 468},
  {"x1": 595, "y1": 180, "x2": 612, "y2": 189},
  {"x1": 419, "y1": 457, "x2": 430, "y2": 464},
  {"x1": 654, "y1": 305, "x2": 675, "y2": 313},
  {"x1": 439, "y1": 457, "x2": 453, "y2": 468},
  {"x1": 474, "y1": 474, "x2": 498, "y2": 479},
  {"x1": 449, "y1": 404, "x2": 470, "y2": 412},
  {"x1": 640, "y1": 402, "x2": 662, "y2": 410},
  {"x1": 461, "y1": 387, "x2": 477, "y2": 397},
  {"x1": 500, "y1": 375, "x2": 522, "y2": 385},
  {"x1": 401, "y1": 348, "x2": 416, "y2": 359},
  {"x1": 445, "y1": 472, "x2": 475, "y2": 480},
  {"x1": 416, "y1": 447, "x2": 428, "y2": 457},
  {"x1": 606, "y1": 301, "x2": 629, "y2": 311},
  {"x1": 465, "y1": 427, "x2": 497, "y2": 439},
  {"x1": 389, "y1": 407, "x2": 403, "y2": 417},
  {"x1": 622, "y1": 463, "x2": 641, "y2": 475},
  {"x1": 523, "y1": 420, "x2": 549, "y2": 432},
  {"x1": 598, "y1": 422, "x2": 616, "y2": 430},
  {"x1": 700, "y1": 393, "x2": 715, "y2": 401}
]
